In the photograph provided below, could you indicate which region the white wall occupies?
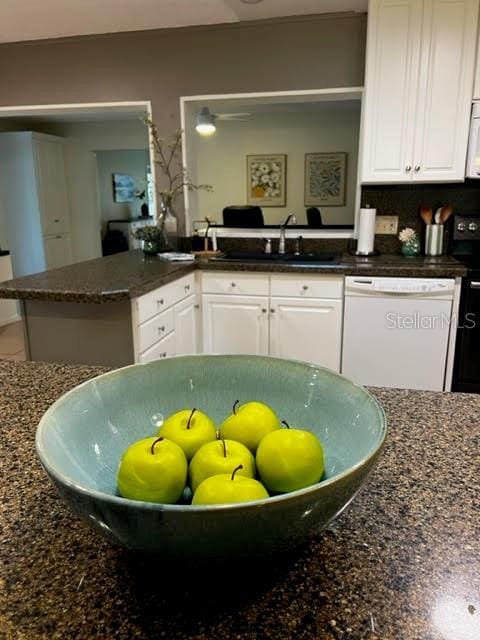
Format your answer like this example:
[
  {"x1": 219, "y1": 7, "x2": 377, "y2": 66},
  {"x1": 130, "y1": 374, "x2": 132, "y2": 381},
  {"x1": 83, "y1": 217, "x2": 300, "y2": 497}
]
[
  {"x1": 193, "y1": 105, "x2": 360, "y2": 226},
  {"x1": 96, "y1": 149, "x2": 149, "y2": 231}
]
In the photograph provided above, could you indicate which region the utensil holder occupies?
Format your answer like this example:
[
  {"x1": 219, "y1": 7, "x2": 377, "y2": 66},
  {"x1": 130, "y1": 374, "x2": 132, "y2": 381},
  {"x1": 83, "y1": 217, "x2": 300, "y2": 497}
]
[{"x1": 425, "y1": 224, "x2": 444, "y2": 256}]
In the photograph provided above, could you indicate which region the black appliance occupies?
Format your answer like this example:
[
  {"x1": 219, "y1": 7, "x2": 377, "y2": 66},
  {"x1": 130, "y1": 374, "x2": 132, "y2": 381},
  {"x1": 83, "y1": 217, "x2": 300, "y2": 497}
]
[
  {"x1": 222, "y1": 205, "x2": 264, "y2": 227},
  {"x1": 451, "y1": 214, "x2": 480, "y2": 392}
]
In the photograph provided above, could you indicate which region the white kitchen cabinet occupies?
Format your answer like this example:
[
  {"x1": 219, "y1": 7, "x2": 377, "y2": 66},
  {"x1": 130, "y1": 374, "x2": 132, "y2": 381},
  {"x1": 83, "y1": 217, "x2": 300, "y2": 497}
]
[
  {"x1": 0, "y1": 254, "x2": 19, "y2": 327},
  {"x1": 362, "y1": 0, "x2": 479, "y2": 183},
  {"x1": 474, "y1": 27, "x2": 480, "y2": 99},
  {"x1": 202, "y1": 294, "x2": 269, "y2": 355},
  {"x1": 0, "y1": 131, "x2": 72, "y2": 276},
  {"x1": 201, "y1": 272, "x2": 343, "y2": 368},
  {"x1": 174, "y1": 294, "x2": 199, "y2": 355},
  {"x1": 43, "y1": 234, "x2": 73, "y2": 270},
  {"x1": 132, "y1": 273, "x2": 199, "y2": 363},
  {"x1": 269, "y1": 297, "x2": 343, "y2": 371}
]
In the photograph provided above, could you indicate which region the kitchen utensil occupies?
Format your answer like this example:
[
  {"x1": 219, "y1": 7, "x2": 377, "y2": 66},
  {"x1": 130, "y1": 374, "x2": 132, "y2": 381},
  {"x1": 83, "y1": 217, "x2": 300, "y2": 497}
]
[
  {"x1": 420, "y1": 205, "x2": 433, "y2": 225},
  {"x1": 439, "y1": 205, "x2": 453, "y2": 225},
  {"x1": 435, "y1": 208, "x2": 442, "y2": 224},
  {"x1": 36, "y1": 355, "x2": 386, "y2": 559}
]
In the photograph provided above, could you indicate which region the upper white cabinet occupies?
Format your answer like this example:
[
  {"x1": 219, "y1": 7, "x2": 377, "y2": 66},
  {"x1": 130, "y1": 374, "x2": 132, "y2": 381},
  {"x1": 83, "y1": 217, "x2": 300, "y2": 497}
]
[
  {"x1": 361, "y1": 0, "x2": 479, "y2": 183},
  {"x1": 475, "y1": 26, "x2": 480, "y2": 98}
]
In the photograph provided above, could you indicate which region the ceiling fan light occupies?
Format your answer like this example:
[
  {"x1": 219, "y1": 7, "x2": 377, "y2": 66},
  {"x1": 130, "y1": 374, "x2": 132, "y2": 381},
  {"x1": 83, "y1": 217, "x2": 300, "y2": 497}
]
[{"x1": 196, "y1": 107, "x2": 216, "y2": 136}]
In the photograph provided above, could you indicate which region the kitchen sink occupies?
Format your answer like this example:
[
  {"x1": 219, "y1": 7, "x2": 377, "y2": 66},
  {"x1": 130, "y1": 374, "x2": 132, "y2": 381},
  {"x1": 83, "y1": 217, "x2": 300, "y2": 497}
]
[{"x1": 210, "y1": 251, "x2": 340, "y2": 265}]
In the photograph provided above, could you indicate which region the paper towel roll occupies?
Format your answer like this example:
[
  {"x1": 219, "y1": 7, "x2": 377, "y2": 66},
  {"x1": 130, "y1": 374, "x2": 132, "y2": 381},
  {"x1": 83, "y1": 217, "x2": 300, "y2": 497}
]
[{"x1": 356, "y1": 207, "x2": 376, "y2": 255}]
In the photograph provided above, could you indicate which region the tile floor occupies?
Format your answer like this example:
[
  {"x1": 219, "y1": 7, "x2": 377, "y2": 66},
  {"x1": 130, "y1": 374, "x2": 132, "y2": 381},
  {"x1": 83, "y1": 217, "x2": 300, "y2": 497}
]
[{"x1": 0, "y1": 321, "x2": 26, "y2": 361}]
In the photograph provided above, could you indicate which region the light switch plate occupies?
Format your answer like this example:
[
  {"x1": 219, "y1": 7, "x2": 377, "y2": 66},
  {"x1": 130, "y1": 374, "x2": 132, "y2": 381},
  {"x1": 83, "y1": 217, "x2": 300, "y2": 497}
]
[{"x1": 375, "y1": 215, "x2": 399, "y2": 235}]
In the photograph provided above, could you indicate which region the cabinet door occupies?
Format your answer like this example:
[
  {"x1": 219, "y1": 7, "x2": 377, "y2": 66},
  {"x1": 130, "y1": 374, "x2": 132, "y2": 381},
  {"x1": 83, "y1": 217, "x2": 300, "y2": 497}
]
[
  {"x1": 174, "y1": 294, "x2": 199, "y2": 356},
  {"x1": 413, "y1": 0, "x2": 479, "y2": 181},
  {"x1": 202, "y1": 294, "x2": 269, "y2": 355},
  {"x1": 361, "y1": 0, "x2": 423, "y2": 183},
  {"x1": 474, "y1": 30, "x2": 480, "y2": 100},
  {"x1": 269, "y1": 297, "x2": 343, "y2": 372},
  {"x1": 34, "y1": 138, "x2": 71, "y2": 235},
  {"x1": 43, "y1": 234, "x2": 72, "y2": 270}
]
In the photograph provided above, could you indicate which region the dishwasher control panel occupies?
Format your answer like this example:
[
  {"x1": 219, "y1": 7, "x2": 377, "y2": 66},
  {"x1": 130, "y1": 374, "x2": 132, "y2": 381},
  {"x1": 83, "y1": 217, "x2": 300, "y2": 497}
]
[{"x1": 346, "y1": 277, "x2": 455, "y2": 296}]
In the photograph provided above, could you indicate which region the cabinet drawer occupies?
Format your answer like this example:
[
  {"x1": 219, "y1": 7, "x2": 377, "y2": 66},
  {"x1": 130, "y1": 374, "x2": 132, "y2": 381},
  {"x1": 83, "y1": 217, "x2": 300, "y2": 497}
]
[
  {"x1": 270, "y1": 275, "x2": 343, "y2": 299},
  {"x1": 139, "y1": 331, "x2": 176, "y2": 364},
  {"x1": 138, "y1": 307, "x2": 174, "y2": 353},
  {"x1": 202, "y1": 272, "x2": 269, "y2": 296},
  {"x1": 136, "y1": 273, "x2": 195, "y2": 324}
]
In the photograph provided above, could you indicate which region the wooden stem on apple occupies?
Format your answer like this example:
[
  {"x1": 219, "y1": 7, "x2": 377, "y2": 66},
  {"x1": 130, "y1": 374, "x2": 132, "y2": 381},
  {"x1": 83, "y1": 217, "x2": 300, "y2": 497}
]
[
  {"x1": 232, "y1": 400, "x2": 239, "y2": 415},
  {"x1": 187, "y1": 408, "x2": 197, "y2": 429},
  {"x1": 281, "y1": 420, "x2": 290, "y2": 429},
  {"x1": 150, "y1": 437, "x2": 164, "y2": 455},
  {"x1": 221, "y1": 437, "x2": 227, "y2": 457},
  {"x1": 231, "y1": 464, "x2": 243, "y2": 481}
]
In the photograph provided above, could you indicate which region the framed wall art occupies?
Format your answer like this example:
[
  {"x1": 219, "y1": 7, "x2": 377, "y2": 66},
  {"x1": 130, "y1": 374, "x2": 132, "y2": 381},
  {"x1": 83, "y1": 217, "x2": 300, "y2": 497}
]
[
  {"x1": 246, "y1": 154, "x2": 287, "y2": 207},
  {"x1": 304, "y1": 152, "x2": 347, "y2": 206},
  {"x1": 112, "y1": 173, "x2": 135, "y2": 203}
]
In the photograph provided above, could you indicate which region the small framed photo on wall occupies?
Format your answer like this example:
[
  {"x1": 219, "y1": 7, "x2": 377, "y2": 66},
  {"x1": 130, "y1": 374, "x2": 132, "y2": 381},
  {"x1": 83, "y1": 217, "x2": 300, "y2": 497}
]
[
  {"x1": 247, "y1": 154, "x2": 287, "y2": 207},
  {"x1": 304, "y1": 152, "x2": 347, "y2": 206},
  {"x1": 113, "y1": 173, "x2": 135, "y2": 203}
]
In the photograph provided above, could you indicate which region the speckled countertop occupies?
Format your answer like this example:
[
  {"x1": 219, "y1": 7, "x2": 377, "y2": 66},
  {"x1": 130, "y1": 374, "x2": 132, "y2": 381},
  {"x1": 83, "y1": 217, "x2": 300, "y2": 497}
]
[
  {"x1": 1, "y1": 359, "x2": 479, "y2": 640},
  {"x1": 0, "y1": 250, "x2": 466, "y2": 303}
]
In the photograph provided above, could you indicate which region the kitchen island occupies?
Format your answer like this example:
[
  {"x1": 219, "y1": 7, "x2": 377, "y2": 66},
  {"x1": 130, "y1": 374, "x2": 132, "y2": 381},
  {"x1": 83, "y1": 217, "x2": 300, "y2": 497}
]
[{"x1": 1, "y1": 359, "x2": 478, "y2": 640}]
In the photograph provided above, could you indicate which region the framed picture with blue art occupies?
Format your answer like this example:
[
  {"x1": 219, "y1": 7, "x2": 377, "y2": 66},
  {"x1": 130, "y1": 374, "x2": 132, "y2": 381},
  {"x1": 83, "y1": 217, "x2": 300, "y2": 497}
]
[
  {"x1": 113, "y1": 173, "x2": 135, "y2": 203},
  {"x1": 304, "y1": 152, "x2": 347, "y2": 206}
]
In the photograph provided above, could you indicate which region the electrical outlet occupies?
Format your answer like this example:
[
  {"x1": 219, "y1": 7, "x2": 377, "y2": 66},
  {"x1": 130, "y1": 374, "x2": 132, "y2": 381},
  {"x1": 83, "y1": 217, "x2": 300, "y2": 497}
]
[{"x1": 375, "y1": 215, "x2": 399, "y2": 235}]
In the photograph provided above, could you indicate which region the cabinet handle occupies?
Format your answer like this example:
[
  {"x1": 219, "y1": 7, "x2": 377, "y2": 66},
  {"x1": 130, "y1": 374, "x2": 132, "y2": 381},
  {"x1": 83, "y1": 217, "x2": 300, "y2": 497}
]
[
  {"x1": 55, "y1": 235, "x2": 62, "y2": 239},
  {"x1": 54, "y1": 218, "x2": 60, "y2": 223},
  {"x1": 160, "y1": 352, "x2": 167, "y2": 358},
  {"x1": 414, "y1": 165, "x2": 421, "y2": 172},
  {"x1": 157, "y1": 299, "x2": 164, "y2": 306},
  {"x1": 185, "y1": 284, "x2": 190, "y2": 291},
  {"x1": 405, "y1": 165, "x2": 412, "y2": 172},
  {"x1": 302, "y1": 285, "x2": 309, "y2": 291},
  {"x1": 194, "y1": 304, "x2": 200, "y2": 309},
  {"x1": 262, "y1": 308, "x2": 267, "y2": 313},
  {"x1": 158, "y1": 326, "x2": 165, "y2": 333},
  {"x1": 231, "y1": 282, "x2": 236, "y2": 287},
  {"x1": 270, "y1": 308, "x2": 275, "y2": 313}
]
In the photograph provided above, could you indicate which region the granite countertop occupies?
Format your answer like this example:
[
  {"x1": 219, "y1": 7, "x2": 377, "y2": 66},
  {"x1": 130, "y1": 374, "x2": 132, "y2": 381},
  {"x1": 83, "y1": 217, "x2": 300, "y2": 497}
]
[
  {"x1": 1, "y1": 359, "x2": 479, "y2": 639},
  {"x1": 0, "y1": 250, "x2": 467, "y2": 304}
]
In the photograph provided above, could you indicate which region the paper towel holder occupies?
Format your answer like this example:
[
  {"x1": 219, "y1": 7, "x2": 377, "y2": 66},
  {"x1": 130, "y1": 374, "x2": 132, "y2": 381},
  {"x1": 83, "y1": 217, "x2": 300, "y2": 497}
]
[{"x1": 355, "y1": 204, "x2": 377, "y2": 256}]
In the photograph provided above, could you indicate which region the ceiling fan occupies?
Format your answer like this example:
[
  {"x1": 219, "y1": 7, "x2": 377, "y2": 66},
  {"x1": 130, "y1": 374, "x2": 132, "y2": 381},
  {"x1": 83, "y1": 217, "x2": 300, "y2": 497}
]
[{"x1": 195, "y1": 106, "x2": 252, "y2": 135}]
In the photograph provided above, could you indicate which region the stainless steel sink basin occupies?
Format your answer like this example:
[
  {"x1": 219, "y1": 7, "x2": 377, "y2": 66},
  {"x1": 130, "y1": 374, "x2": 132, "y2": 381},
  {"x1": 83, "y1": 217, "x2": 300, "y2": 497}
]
[{"x1": 210, "y1": 251, "x2": 340, "y2": 265}]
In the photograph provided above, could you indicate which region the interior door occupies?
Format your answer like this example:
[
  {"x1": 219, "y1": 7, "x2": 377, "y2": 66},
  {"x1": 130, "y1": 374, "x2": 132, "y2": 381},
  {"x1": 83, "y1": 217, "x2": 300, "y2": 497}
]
[
  {"x1": 202, "y1": 294, "x2": 269, "y2": 355},
  {"x1": 361, "y1": 0, "x2": 423, "y2": 183},
  {"x1": 413, "y1": 0, "x2": 479, "y2": 181},
  {"x1": 43, "y1": 234, "x2": 72, "y2": 270},
  {"x1": 269, "y1": 297, "x2": 343, "y2": 371},
  {"x1": 34, "y1": 138, "x2": 70, "y2": 235}
]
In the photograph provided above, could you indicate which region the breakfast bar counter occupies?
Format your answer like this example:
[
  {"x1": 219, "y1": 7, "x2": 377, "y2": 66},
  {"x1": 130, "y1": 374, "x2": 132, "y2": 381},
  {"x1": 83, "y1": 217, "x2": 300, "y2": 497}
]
[{"x1": 1, "y1": 359, "x2": 478, "y2": 640}]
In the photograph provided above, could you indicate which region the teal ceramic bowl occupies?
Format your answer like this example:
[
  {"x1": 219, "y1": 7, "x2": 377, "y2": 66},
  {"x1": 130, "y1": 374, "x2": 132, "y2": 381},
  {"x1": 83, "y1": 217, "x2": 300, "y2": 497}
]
[{"x1": 36, "y1": 355, "x2": 386, "y2": 558}]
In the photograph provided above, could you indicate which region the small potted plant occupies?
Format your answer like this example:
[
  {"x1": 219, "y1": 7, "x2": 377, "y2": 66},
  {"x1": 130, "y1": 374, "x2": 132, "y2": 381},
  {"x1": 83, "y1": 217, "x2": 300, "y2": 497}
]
[
  {"x1": 398, "y1": 227, "x2": 421, "y2": 257},
  {"x1": 134, "y1": 224, "x2": 168, "y2": 255}
]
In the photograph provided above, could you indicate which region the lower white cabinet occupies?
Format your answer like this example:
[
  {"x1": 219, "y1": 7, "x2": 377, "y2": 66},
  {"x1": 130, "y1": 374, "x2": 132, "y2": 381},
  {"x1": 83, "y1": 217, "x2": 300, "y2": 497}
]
[
  {"x1": 202, "y1": 294, "x2": 269, "y2": 355},
  {"x1": 132, "y1": 273, "x2": 199, "y2": 363},
  {"x1": 269, "y1": 297, "x2": 343, "y2": 370},
  {"x1": 201, "y1": 272, "x2": 343, "y2": 370}
]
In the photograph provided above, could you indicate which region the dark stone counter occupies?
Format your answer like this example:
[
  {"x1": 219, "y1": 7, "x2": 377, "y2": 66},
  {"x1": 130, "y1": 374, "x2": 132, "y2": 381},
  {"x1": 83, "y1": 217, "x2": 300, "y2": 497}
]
[
  {"x1": 0, "y1": 250, "x2": 466, "y2": 304},
  {"x1": 1, "y1": 359, "x2": 478, "y2": 639}
]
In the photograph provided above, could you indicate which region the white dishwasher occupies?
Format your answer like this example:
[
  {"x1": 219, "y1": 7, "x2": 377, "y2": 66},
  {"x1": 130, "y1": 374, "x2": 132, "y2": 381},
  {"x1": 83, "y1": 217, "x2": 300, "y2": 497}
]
[{"x1": 342, "y1": 277, "x2": 455, "y2": 391}]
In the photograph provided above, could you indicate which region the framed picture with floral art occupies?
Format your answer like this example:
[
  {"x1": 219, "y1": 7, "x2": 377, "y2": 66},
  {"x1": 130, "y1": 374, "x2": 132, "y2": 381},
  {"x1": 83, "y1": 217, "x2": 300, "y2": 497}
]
[
  {"x1": 304, "y1": 152, "x2": 347, "y2": 206},
  {"x1": 246, "y1": 154, "x2": 287, "y2": 207}
]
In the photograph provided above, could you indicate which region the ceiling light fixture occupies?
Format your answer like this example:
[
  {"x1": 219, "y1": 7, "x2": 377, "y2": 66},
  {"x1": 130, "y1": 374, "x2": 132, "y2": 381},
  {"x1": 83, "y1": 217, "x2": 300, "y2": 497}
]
[{"x1": 195, "y1": 107, "x2": 217, "y2": 136}]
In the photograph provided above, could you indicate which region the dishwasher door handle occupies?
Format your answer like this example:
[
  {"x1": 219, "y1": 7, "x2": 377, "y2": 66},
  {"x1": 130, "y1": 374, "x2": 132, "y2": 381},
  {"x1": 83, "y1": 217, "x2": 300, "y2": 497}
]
[{"x1": 470, "y1": 281, "x2": 480, "y2": 289}]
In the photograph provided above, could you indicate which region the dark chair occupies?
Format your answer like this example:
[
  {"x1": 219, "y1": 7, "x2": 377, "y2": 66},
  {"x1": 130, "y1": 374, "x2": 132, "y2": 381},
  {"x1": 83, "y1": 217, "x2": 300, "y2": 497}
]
[
  {"x1": 223, "y1": 205, "x2": 264, "y2": 228},
  {"x1": 306, "y1": 207, "x2": 323, "y2": 228}
]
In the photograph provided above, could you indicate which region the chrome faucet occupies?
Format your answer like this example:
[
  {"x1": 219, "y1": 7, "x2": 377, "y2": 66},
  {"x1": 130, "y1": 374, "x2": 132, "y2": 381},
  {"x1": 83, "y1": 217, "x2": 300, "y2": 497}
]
[{"x1": 278, "y1": 214, "x2": 297, "y2": 254}]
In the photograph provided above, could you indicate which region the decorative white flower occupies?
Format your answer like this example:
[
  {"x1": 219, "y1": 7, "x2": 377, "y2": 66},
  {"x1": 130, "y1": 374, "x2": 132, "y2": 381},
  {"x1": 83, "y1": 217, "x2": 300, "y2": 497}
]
[
  {"x1": 271, "y1": 172, "x2": 280, "y2": 184},
  {"x1": 271, "y1": 163, "x2": 280, "y2": 172},
  {"x1": 259, "y1": 163, "x2": 270, "y2": 174},
  {"x1": 261, "y1": 174, "x2": 270, "y2": 184},
  {"x1": 251, "y1": 178, "x2": 258, "y2": 188},
  {"x1": 398, "y1": 227, "x2": 417, "y2": 244}
]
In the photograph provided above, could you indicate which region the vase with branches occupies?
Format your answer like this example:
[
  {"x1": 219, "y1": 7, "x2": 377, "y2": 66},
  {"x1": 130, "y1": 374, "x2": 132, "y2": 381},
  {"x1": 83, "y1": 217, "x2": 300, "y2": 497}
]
[{"x1": 142, "y1": 118, "x2": 212, "y2": 250}]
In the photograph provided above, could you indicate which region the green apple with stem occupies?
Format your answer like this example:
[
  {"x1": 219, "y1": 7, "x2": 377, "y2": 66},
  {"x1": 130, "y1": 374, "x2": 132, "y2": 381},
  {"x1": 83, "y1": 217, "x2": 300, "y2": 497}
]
[
  {"x1": 158, "y1": 408, "x2": 216, "y2": 460},
  {"x1": 189, "y1": 437, "x2": 255, "y2": 492},
  {"x1": 192, "y1": 464, "x2": 269, "y2": 505},
  {"x1": 219, "y1": 400, "x2": 280, "y2": 452},
  {"x1": 117, "y1": 436, "x2": 187, "y2": 503},
  {"x1": 256, "y1": 420, "x2": 324, "y2": 493}
]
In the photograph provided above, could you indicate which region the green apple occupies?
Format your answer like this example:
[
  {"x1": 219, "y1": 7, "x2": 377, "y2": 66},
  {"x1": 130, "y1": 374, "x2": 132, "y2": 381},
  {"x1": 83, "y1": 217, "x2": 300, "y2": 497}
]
[
  {"x1": 192, "y1": 464, "x2": 269, "y2": 505},
  {"x1": 189, "y1": 438, "x2": 255, "y2": 492},
  {"x1": 256, "y1": 422, "x2": 324, "y2": 493},
  {"x1": 117, "y1": 436, "x2": 187, "y2": 503},
  {"x1": 219, "y1": 400, "x2": 280, "y2": 452},
  {"x1": 158, "y1": 408, "x2": 216, "y2": 460}
]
